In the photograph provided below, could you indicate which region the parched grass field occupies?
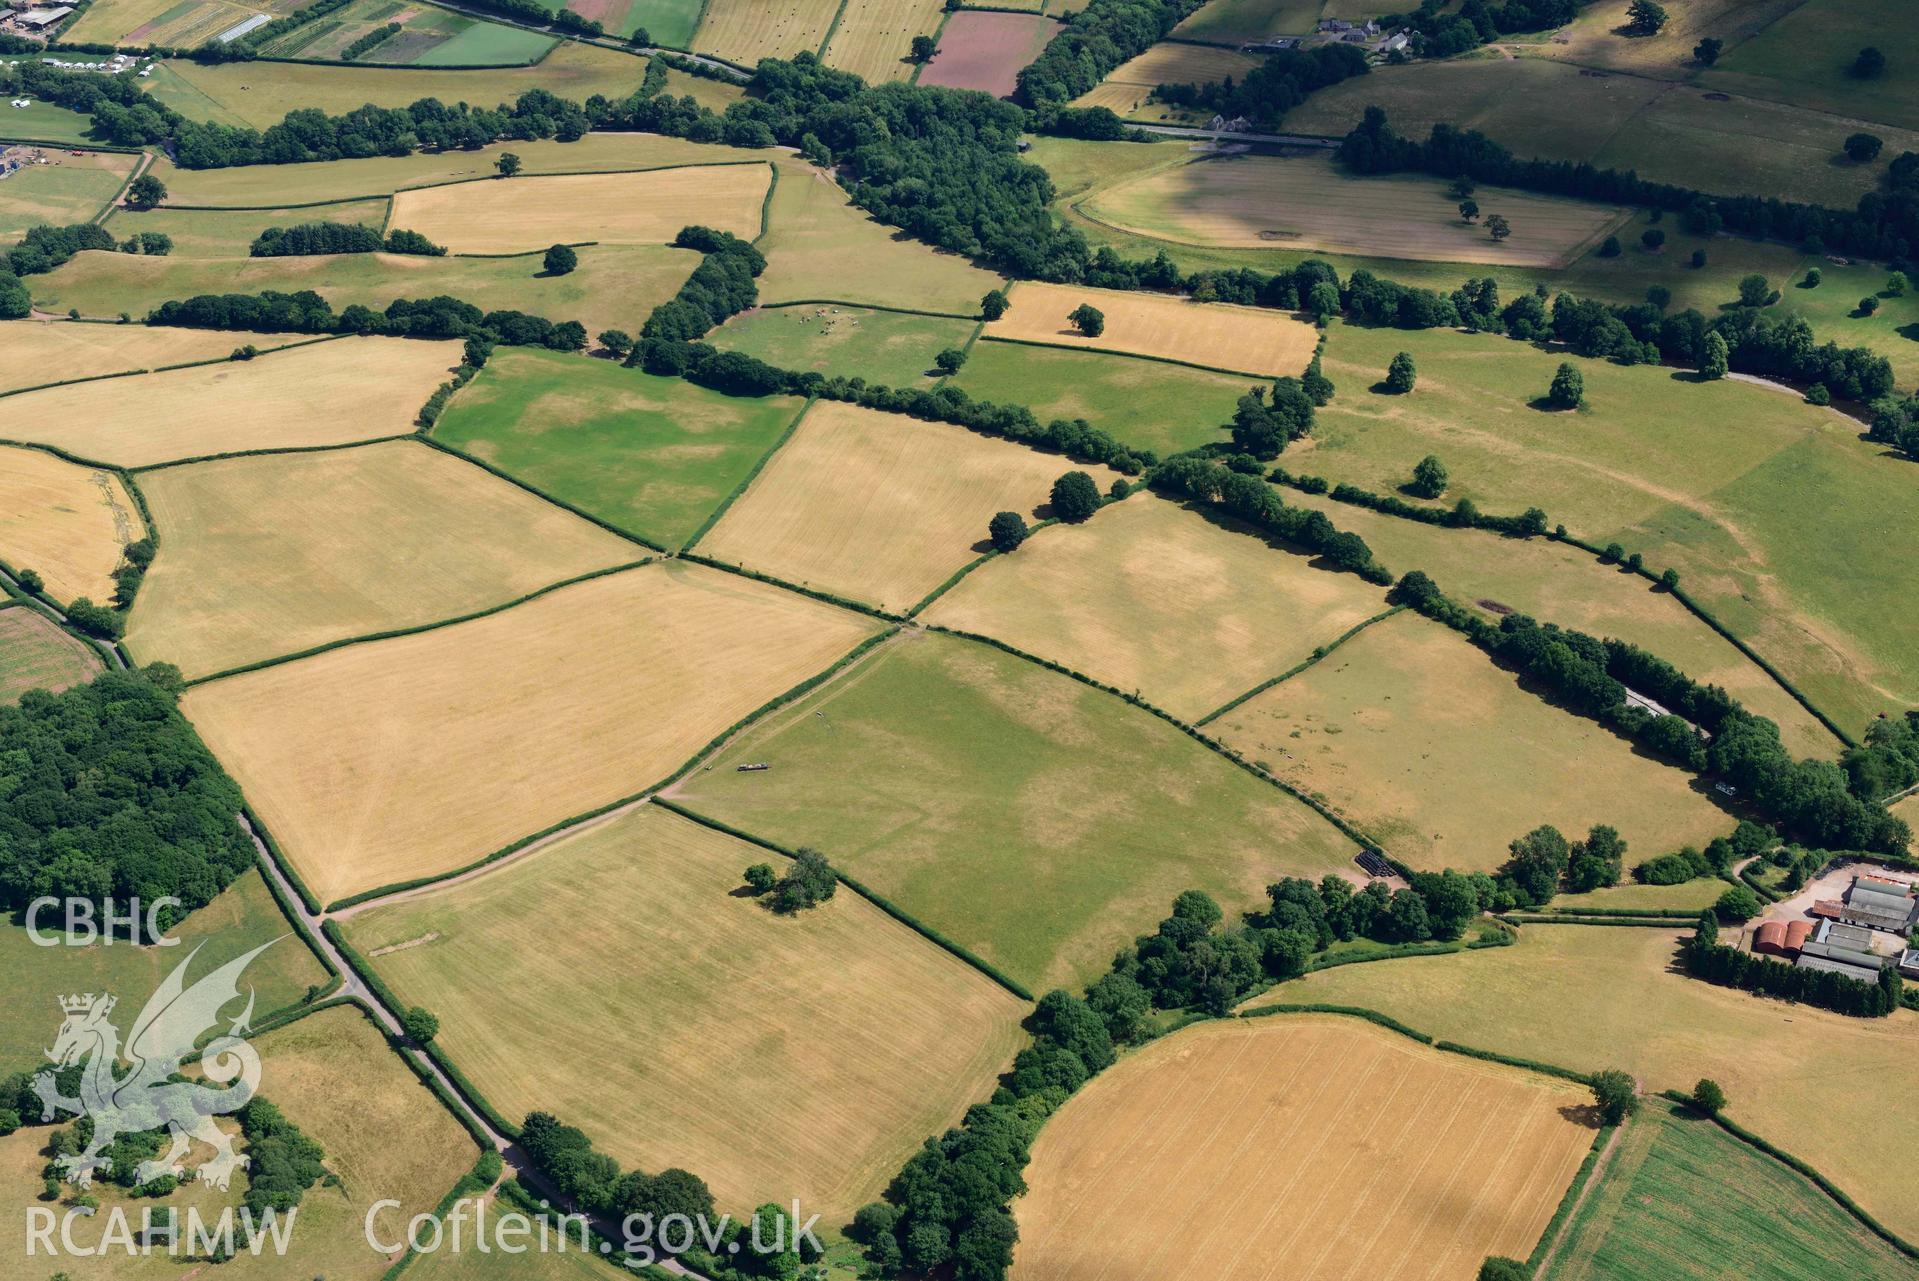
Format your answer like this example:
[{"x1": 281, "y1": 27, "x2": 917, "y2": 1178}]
[
  {"x1": 1252, "y1": 927, "x2": 1919, "y2": 1243},
  {"x1": 756, "y1": 162, "x2": 1004, "y2": 314},
  {"x1": 1295, "y1": 321, "x2": 1919, "y2": 734},
  {"x1": 140, "y1": 44, "x2": 721, "y2": 131},
  {"x1": 949, "y1": 339, "x2": 1252, "y2": 458},
  {"x1": 0, "y1": 1004, "x2": 479, "y2": 1281},
  {"x1": 126, "y1": 438, "x2": 640, "y2": 678},
  {"x1": 36, "y1": 244, "x2": 696, "y2": 344},
  {"x1": 432, "y1": 347, "x2": 804, "y2": 548},
  {"x1": 1280, "y1": 57, "x2": 1919, "y2": 208},
  {"x1": 1281, "y1": 491, "x2": 1840, "y2": 759},
  {"x1": 65, "y1": 0, "x2": 283, "y2": 46},
  {"x1": 0, "y1": 866, "x2": 325, "y2": 1065},
  {"x1": 822, "y1": 0, "x2": 947, "y2": 83},
  {"x1": 0, "y1": 607, "x2": 102, "y2": 702},
  {"x1": 918, "y1": 10, "x2": 1059, "y2": 98},
  {"x1": 698, "y1": 400, "x2": 1119, "y2": 613},
  {"x1": 0, "y1": 320, "x2": 297, "y2": 392},
  {"x1": 1210, "y1": 610, "x2": 1730, "y2": 870},
  {"x1": 925, "y1": 493, "x2": 1390, "y2": 720},
  {"x1": 102, "y1": 197, "x2": 391, "y2": 257},
  {"x1": 183, "y1": 561, "x2": 882, "y2": 905},
  {"x1": 1172, "y1": 0, "x2": 1327, "y2": 42},
  {"x1": 1891, "y1": 791, "x2": 1919, "y2": 832},
  {"x1": 403, "y1": 1232, "x2": 627, "y2": 1281},
  {"x1": 386, "y1": 163, "x2": 769, "y2": 253},
  {"x1": 987, "y1": 280, "x2": 1317, "y2": 376},
  {"x1": 0, "y1": 336, "x2": 458, "y2": 467},
  {"x1": 694, "y1": 0, "x2": 840, "y2": 64},
  {"x1": 1541, "y1": 1097, "x2": 1916, "y2": 1281},
  {"x1": 711, "y1": 303, "x2": 977, "y2": 387},
  {"x1": 345, "y1": 803, "x2": 1028, "y2": 1220},
  {"x1": 149, "y1": 133, "x2": 759, "y2": 205},
  {"x1": 1082, "y1": 151, "x2": 1629, "y2": 269},
  {"x1": 672, "y1": 631, "x2": 1359, "y2": 992},
  {"x1": 0, "y1": 444, "x2": 145, "y2": 606},
  {"x1": 0, "y1": 150, "x2": 135, "y2": 241},
  {"x1": 1071, "y1": 43, "x2": 1261, "y2": 123},
  {"x1": 1015, "y1": 1014, "x2": 1598, "y2": 1281}
]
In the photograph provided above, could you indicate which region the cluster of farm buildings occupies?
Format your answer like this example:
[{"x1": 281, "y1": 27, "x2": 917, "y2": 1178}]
[
  {"x1": 1753, "y1": 869, "x2": 1919, "y2": 983},
  {"x1": 1241, "y1": 18, "x2": 1411, "y2": 57}
]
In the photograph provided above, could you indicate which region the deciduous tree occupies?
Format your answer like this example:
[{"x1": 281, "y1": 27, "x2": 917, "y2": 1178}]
[
  {"x1": 987, "y1": 510, "x2": 1028, "y2": 552},
  {"x1": 1385, "y1": 350, "x2": 1417, "y2": 393},
  {"x1": 1050, "y1": 470, "x2": 1101, "y2": 522},
  {"x1": 1067, "y1": 302, "x2": 1104, "y2": 336},
  {"x1": 1547, "y1": 361, "x2": 1584, "y2": 409}
]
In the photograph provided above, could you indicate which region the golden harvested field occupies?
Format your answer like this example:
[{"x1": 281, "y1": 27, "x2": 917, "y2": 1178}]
[
  {"x1": 823, "y1": 0, "x2": 947, "y2": 82},
  {"x1": 1015, "y1": 1015, "x2": 1598, "y2": 1281},
  {"x1": 1253, "y1": 928, "x2": 1919, "y2": 1242},
  {"x1": 0, "y1": 1005, "x2": 478, "y2": 1281},
  {"x1": 694, "y1": 0, "x2": 840, "y2": 65},
  {"x1": 1071, "y1": 43, "x2": 1261, "y2": 120},
  {"x1": 0, "y1": 337, "x2": 459, "y2": 467},
  {"x1": 0, "y1": 445, "x2": 144, "y2": 606},
  {"x1": 987, "y1": 280, "x2": 1317, "y2": 376},
  {"x1": 0, "y1": 320, "x2": 295, "y2": 394},
  {"x1": 1082, "y1": 151, "x2": 1630, "y2": 269},
  {"x1": 1211, "y1": 610, "x2": 1730, "y2": 871},
  {"x1": 0, "y1": 607, "x2": 101, "y2": 702},
  {"x1": 756, "y1": 162, "x2": 1004, "y2": 313},
  {"x1": 386, "y1": 163, "x2": 769, "y2": 253},
  {"x1": 345, "y1": 803, "x2": 1028, "y2": 1220},
  {"x1": 699, "y1": 400, "x2": 1119, "y2": 613},
  {"x1": 125, "y1": 439, "x2": 639, "y2": 679},
  {"x1": 925, "y1": 493, "x2": 1390, "y2": 719},
  {"x1": 182, "y1": 561, "x2": 882, "y2": 905},
  {"x1": 1282, "y1": 490, "x2": 1841, "y2": 759}
]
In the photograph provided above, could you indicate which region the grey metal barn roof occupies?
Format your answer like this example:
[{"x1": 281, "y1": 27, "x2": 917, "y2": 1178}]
[
  {"x1": 1794, "y1": 953, "x2": 1883, "y2": 982},
  {"x1": 1798, "y1": 939, "x2": 1886, "y2": 972}
]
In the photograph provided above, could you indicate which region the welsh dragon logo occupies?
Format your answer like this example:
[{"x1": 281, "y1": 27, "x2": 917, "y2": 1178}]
[{"x1": 34, "y1": 940, "x2": 278, "y2": 1192}]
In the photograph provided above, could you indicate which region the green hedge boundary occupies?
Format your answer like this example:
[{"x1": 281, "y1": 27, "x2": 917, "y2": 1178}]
[
  {"x1": 414, "y1": 433, "x2": 668, "y2": 551},
  {"x1": 243, "y1": 806, "x2": 323, "y2": 915},
  {"x1": 652, "y1": 796, "x2": 1036, "y2": 1002},
  {"x1": 250, "y1": 850, "x2": 340, "y2": 985},
  {"x1": 678, "y1": 396, "x2": 813, "y2": 553},
  {"x1": 1654, "y1": 1090, "x2": 1919, "y2": 1260},
  {"x1": 680, "y1": 550, "x2": 902, "y2": 621},
  {"x1": 1239, "y1": 1002, "x2": 1435, "y2": 1043},
  {"x1": 126, "y1": 431, "x2": 414, "y2": 474},
  {"x1": 755, "y1": 298, "x2": 984, "y2": 322},
  {"x1": 1526, "y1": 1122, "x2": 1619, "y2": 1273},
  {"x1": 754, "y1": 159, "x2": 780, "y2": 243},
  {"x1": 976, "y1": 332, "x2": 1273, "y2": 382},
  {"x1": 1503, "y1": 914, "x2": 1697, "y2": 927},
  {"x1": 902, "y1": 510, "x2": 1073, "y2": 618},
  {"x1": 185, "y1": 559, "x2": 652, "y2": 688},
  {"x1": 378, "y1": 1153, "x2": 504, "y2": 1281},
  {"x1": 1194, "y1": 605, "x2": 1404, "y2": 727},
  {"x1": 0, "y1": 336, "x2": 341, "y2": 407}
]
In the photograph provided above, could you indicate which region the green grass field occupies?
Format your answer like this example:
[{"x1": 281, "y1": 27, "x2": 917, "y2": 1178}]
[
  {"x1": 0, "y1": 866, "x2": 326, "y2": 1066},
  {"x1": 1541, "y1": 1098, "x2": 1917, "y2": 1280},
  {"x1": 949, "y1": 339, "x2": 1256, "y2": 458},
  {"x1": 670, "y1": 631, "x2": 1358, "y2": 992},
  {"x1": 101, "y1": 197, "x2": 390, "y2": 257},
  {"x1": 431, "y1": 347, "x2": 804, "y2": 548},
  {"x1": 0, "y1": 153, "x2": 132, "y2": 241},
  {"x1": 1172, "y1": 0, "x2": 1326, "y2": 42},
  {"x1": 570, "y1": 0, "x2": 703, "y2": 42},
  {"x1": 254, "y1": 0, "x2": 551, "y2": 64},
  {"x1": 710, "y1": 304, "x2": 977, "y2": 386},
  {"x1": 34, "y1": 243, "x2": 695, "y2": 349},
  {"x1": 1710, "y1": 0, "x2": 1919, "y2": 133},
  {"x1": 1293, "y1": 321, "x2": 1919, "y2": 734},
  {"x1": 413, "y1": 19, "x2": 556, "y2": 63},
  {"x1": 0, "y1": 101, "x2": 100, "y2": 145}
]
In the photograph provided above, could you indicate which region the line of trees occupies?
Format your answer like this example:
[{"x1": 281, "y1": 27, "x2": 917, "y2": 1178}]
[
  {"x1": 1152, "y1": 43, "x2": 1369, "y2": 129},
  {"x1": 1379, "y1": 0, "x2": 1582, "y2": 59},
  {"x1": 1683, "y1": 911, "x2": 1903, "y2": 1016},
  {"x1": 340, "y1": 21, "x2": 399, "y2": 60},
  {"x1": 638, "y1": 225, "x2": 764, "y2": 341},
  {"x1": 1386, "y1": 572, "x2": 1910, "y2": 855},
  {"x1": 1015, "y1": 0, "x2": 1205, "y2": 110},
  {"x1": 1147, "y1": 452, "x2": 1390, "y2": 582},
  {"x1": 248, "y1": 222, "x2": 445, "y2": 257},
  {"x1": 145, "y1": 289, "x2": 587, "y2": 350}
]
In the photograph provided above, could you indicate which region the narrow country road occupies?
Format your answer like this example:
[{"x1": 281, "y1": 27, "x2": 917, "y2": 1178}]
[{"x1": 1133, "y1": 123, "x2": 1340, "y2": 148}]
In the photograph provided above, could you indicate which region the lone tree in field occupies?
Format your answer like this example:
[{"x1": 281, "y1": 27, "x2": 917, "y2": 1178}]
[
  {"x1": 1691, "y1": 1078, "x2": 1727, "y2": 1115},
  {"x1": 909, "y1": 33, "x2": 938, "y2": 62},
  {"x1": 770, "y1": 848, "x2": 837, "y2": 914},
  {"x1": 934, "y1": 347, "x2": 966, "y2": 375},
  {"x1": 1591, "y1": 1070, "x2": 1639, "y2": 1125},
  {"x1": 1641, "y1": 227, "x2": 1666, "y2": 251},
  {"x1": 1700, "y1": 330, "x2": 1729, "y2": 379},
  {"x1": 1845, "y1": 132, "x2": 1885, "y2": 163},
  {"x1": 124, "y1": 174, "x2": 166, "y2": 211},
  {"x1": 1050, "y1": 470, "x2": 1102, "y2": 522},
  {"x1": 1692, "y1": 35, "x2": 1722, "y2": 64},
  {"x1": 1624, "y1": 0, "x2": 1667, "y2": 33},
  {"x1": 597, "y1": 328, "x2": 632, "y2": 359},
  {"x1": 495, "y1": 152, "x2": 522, "y2": 177},
  {"x1": 1477, "y1": 1261, "x2": 1529, "y2": 1281},
  {"x1": 1068, "y1": 302, "x2": 1105, "y2": 337},
  {"x1": 980, "y1": 288, "x2": 1009, "y2": 320},
  {"x1": 1457, "y1": 197, "x2": 1479, "y2": 223},
  {"x1": 543, "y1": 243, "x2": 577, "y2": 275},
  {"x1": 1859, "y1": 294, "x2": 1880, "y2": 315},
  {"x1": 987, "y1": 510, "x2": 1029, "y2": 553},
  {"x1": 1409, "y1": 454, "x2": 1448, "y2": 498},
  {"x1": 1484, "y1": 213, "x2": 1511, "y2": 242},
  {"x1": 401, "y1": 1007, "x2": 439, "y2": 1044},
  {"x1": 1852, "y1": 46, "x2": 1885, "y2": 78},
  {"x1": 742, "y1": 863, "x2": 777, "y2": 895},
  {"x1": 1547, "y1": 361, "x2": 1584, "y2": 409},
  {"x1": 1886, "y1": 270, "x2": 1909, "y2": 297},
  {"x1": 1737, "y1": 273, "x2": 1772, "y2": 306},
  {"x1": 1385, "y1": 350, "x2": 1417, "y2": 394}
]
